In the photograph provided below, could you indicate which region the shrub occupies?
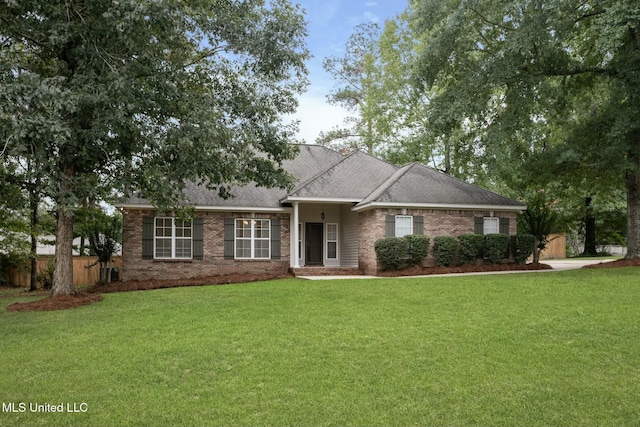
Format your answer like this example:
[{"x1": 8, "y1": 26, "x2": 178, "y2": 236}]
[
  {"x1": 510, "y1": 234, "x2": 535, "y2": 263},
  {"x1": 375, "y1": 237, "x2": 408, "y2": 270},
  {"x1": 405, "y1": 235, "x2": 430, "y2": 267},
  {"x1": 433, "y1": 236, "x2": 458, "y2": 267},
  {"x1": 484, "y1": 234, "x2": 509, "y2": 263},
  {"x1": 374, "y1": 235, "x2": 431, "y2": 271},
  {"x1": 459, "y1": 234, "x2": 484, "y2": 264}
]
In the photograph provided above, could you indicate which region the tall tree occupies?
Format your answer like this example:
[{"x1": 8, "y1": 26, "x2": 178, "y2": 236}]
[
  {"x1": 320, "y1": 22, "x2": 385, "y2": 154},
  {"x1": 410, "y1": 0, "x2": 640, "y2": 258},
  {"x1": 0, "y1": 0, "x2": 309, "y2": 295}
]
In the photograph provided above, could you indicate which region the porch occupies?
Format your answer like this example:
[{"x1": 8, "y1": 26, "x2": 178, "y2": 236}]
[{"x1": 289, "y1": 201, "x2": 360, "y2": 270}]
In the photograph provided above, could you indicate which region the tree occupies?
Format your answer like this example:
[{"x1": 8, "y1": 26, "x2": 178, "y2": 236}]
[
  {"x1": 321, "y1": 16, "x2": 440, "y2": 162},
  {"x1": 409, "y1": 0, "x2": 640, "y2": 258},
  {"x1": 79, "y1": 208, "x2": 122, "y2": 284},
  {"x1": 0, "y1": 0, "x2": 309, "y2": 295},
  {"x1": 320, "y1": 22, "x2": 382, "y2": 154},
  {"x1": 519, "y1": 190, "x2": 559, "y2": 264}
]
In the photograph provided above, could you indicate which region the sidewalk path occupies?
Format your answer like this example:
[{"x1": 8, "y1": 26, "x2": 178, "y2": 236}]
[{"x1": 299, "y1": 259, "x2": 608, "y2": 280}]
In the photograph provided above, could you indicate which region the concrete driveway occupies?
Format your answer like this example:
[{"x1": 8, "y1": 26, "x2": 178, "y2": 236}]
[{"x1": 543, "y1": 259, "x2": 610, "y2": 270}]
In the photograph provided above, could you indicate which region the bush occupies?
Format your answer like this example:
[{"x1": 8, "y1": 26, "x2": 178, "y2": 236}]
[
  {"x1": 484, "y1": 234, "x2": 509, "y2": 263},
  {"x1": 459, "y1": 234, "x2": 484, "y2": 264},
  {"x1": 375, "y1": 235, "x2": 431, "y2": 271},
  {"x1": 405, "y1": 235, "x2": 430, "y2": 267},
  {"x1": 510, "y1": 234, "x2": 535, "y2": 263},
  {"x1": 433, "y1": 236, "x2": 458, "y2": 267},
  {"x1": 375, "y1": 237, "x2": 408, "y2": 270}
]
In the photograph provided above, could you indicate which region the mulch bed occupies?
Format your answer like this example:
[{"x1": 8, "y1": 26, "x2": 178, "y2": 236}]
[
  {"x1": 583, "y1": 257, "x2": 640, "y2": 268},
  {"x1": 87, "y1": 272, "x2": 294, "y2": 294},
  {"x1": 377, "y1": 262, "x2": 552, "y2": 277},
  {"x1": 6, "y1": 293, "x2": 103, "y2": 312},
  {"x1": 5, "y1": 258, "x2": 638, "y2": 313}
]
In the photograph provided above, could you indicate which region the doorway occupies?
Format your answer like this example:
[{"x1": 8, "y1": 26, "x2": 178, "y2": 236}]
[{"x1": 305, "y1": 223, "x2": 323, "y2": 265}]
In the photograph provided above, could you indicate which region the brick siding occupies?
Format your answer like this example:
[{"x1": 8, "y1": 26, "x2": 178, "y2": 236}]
[
  {"x1": 358, "y1": 208, "x2": 518, "y2": 275},
  {"x1": 122, "y1": 209, "x2": 290, "y2": 281}
]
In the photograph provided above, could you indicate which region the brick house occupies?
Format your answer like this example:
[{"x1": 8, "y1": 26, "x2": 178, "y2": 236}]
[{"x1": 119, "y1": 145, "x2": 525, "y2": 280}]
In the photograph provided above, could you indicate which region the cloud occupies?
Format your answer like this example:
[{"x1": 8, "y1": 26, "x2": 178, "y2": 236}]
[
  {"x1": 286, "y1": 91, "x2": 350, "y2": 144},
  {"x1": 362, "y1": 11, "x2": 379, "y2": 23}
]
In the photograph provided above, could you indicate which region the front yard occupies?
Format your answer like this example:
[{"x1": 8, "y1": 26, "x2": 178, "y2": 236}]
[{"x1": 1, "y1": 268, "x2": 639, "y2": 426}]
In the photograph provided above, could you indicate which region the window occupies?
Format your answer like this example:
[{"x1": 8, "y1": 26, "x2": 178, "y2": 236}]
[
  {"x1": 483, "y1": 217, "x2": 499, "y2": 235},
  {"x1": 155, "y1": 218, "x2": 192, "y2": 259},
  {"x1": 235, "y1": 219, "x2": 270, "y2": 259},
  {"x1": 395, "y1": 215, "x2": 413, "y2": 237},
  {"x1": 326, "y1": 223, "x2": 338, "y2": 259}
]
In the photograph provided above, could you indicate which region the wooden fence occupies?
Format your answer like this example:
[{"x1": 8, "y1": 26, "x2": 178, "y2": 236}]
[
  {"x1": 4, "y1": 256, "x2": 123, "y2": 288},
  {"x1": 539, "y1": 233, "x2": 566, "y2": 260}
]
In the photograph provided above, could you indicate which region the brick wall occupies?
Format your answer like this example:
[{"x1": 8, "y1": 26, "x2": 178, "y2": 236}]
[
  {"x1": 358, "y1": 208, "x2": 519, "y2": 275},
  {"x1": 122, "y1": 209, "x2": 290, "y2": 281}
]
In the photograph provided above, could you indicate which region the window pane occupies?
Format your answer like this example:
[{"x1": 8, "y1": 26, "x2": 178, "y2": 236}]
[
  {"x1": 155, "y1": 218, "x2": 172, "y2": 237},
  {"x1": 254, "y1": 239, "x2": 270, "y2": 259},
  {"x1": 155, "y1": 238, "x2": 172, "y2": 258},
  {"x1": 327, "y1": 224, "x2": 337, "y2": 241},
  {"x1": 255, "y1": 220, "x2": 270, "y2": 238},
  {"x1": 395, "y1": 216, "x2": 413, "y2": 238},
  {"x1": 236, "y1": 220, "x2": 252, "y2": 238},
  {"x1": 236, "y1": 239, "x2": 251, "y2": 258},
  {"x1": 175, "y1": 239, "x2": 192, "y2": 258},
  {"x1": 327, "y1": 242, "x2": 337, "y2": 259},
  {"x1": 175, "y1": 220, "x2": 192, "y2": 238},
  {"x1": 484, "y1": 218, "x2": 499, "y2": 234}
]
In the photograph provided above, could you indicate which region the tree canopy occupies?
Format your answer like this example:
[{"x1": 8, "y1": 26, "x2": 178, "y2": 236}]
[
  {"x1": 0, "y1": 0, "x2": 310, "y2": 294},
  {"x1": 408, "y1": 0, "x2": 640, "y2": 257}
]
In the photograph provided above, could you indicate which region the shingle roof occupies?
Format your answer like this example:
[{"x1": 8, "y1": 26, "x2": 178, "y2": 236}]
[
  {"x1": 286, "y1": 150, "x2": 399, "y2": 200},
  {"x1": 355, "y1": 163, "x2": 525, "y2": 209},
  {"x1": 121, "y1": 144, "x2": 524, "y2": 211}
]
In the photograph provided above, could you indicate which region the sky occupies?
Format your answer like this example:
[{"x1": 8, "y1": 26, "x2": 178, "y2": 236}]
[{"x1": 289, "y1": 0, "x2": 408, "y2": 144}]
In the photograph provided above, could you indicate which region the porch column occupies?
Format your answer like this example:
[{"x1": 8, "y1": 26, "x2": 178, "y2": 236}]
[{"x1": 292, "y1": 202, "x2": 300, "y2": 268}]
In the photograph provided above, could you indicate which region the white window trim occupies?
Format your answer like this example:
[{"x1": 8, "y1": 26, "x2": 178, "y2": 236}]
[
  {"x1": 483, "y1": 217, "x2": 499, "y2": 235},
  {"x1": 326, "y1": 223, "x2": 338, "y2": 260},
  {"x1": 154, "y1": 217, "x2": 193, "y2": 260},
  {"x1": 235, "y1": 219, "x2": 271, "y2": 260},
  {"x1": 395, "y1": 215, "x2": 413, "y2": 238}
]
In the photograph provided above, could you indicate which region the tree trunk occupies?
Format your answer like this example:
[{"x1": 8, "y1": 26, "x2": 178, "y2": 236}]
[
  {"x1": 532, "y1": 237, "x2": 541, "y2": 264},
  {"x1": 582, "y1": 196, "x2": 598, "y2": 256},
  {"x1": 626, "y1": 149, "x2": 640, "y2": 259},
  {"x1": 29, "y1": 196, "x2": 38, "y2": 291},
  {"x1": 51, "y1": 208, "x2": 75, "y2": 296},
  {"x1": 28, "y1": 161, "x2": 40, "y2": 291}
]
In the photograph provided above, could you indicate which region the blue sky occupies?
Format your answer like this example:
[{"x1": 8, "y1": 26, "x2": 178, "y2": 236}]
[{"x1": 290, "y1": 0, "x2": 408, "y2": 143}]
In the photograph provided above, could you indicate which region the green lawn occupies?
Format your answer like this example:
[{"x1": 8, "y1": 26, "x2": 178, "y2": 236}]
[{"x1": 1, "y1": 268, "x2": 639, "y2": 426}]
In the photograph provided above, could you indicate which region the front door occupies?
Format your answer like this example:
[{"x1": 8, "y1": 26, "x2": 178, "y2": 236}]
[{"x1": 305, "y1": 223, "x2": 323, "y2": 265}]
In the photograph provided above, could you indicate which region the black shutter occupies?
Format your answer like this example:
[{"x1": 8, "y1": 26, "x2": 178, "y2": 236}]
[
  {"x1": 474, "y1": 217, "x2": 484, "y2": 235},
  {"x1": 385, "y1": 215, "x2": 395, "y2": 237},
  {"x1": 413, "y1": 216, "x2": 424, "y2": 235},
  {"x1": 193, "y1": 218, "x2": 204, "y2": 260},
  {"x1": 271, "y1": 218, "x2": 281, "y2": 259},
  {"x1": 142, "y1": 216, "x2": 154, "y2": 259},
  {"x1": 499, "y1": 217, "x2": 510, "y2": 235},
  {"x1": 224, "y1": 218, "x2": 235, "y2": 259}
]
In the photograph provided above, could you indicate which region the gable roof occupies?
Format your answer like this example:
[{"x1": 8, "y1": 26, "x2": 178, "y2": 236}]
[
  {"x1": 121, "y1": 144, "x2": 525, "y2": 211},
  {"x1": 284, "y1": 150, "x2": 399, "y2": 202},
  {"x1": 354, "y1": 162, "x2": 525, "y2": 211}
]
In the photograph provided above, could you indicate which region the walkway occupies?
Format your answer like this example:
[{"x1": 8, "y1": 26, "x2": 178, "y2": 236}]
[{"x1": 298, "y1": 259, "x2": 608, "y2": 281}]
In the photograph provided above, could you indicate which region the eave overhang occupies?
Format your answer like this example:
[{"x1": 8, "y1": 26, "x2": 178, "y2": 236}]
[
  {"x1": 116, "y1": 203, "x2": 291, "y2": 213},
  {"x1": 351, "y1": 201, "x2": 527, "y2": 212}
]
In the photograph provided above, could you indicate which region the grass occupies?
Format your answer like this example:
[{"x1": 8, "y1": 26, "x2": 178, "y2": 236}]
[{"x1": 1, "y1": 268, "x2": 639, "y2": 426}]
